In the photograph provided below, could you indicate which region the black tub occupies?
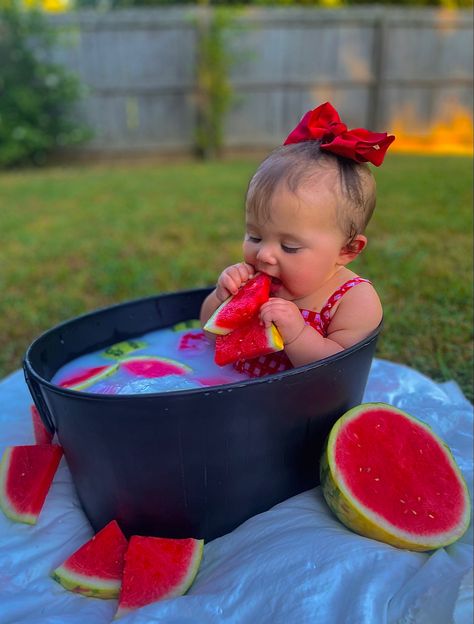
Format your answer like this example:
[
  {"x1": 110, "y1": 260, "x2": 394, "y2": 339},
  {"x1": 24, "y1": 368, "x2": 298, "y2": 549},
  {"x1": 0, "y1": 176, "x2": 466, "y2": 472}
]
[{"x1": 24, "y1": 287, "x2": 381, "y2": 542}]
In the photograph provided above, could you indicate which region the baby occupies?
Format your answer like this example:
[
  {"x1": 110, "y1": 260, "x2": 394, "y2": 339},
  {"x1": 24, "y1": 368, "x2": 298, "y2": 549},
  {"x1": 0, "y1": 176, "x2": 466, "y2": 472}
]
[{"x1": 200, "y1": 102, "x2": 395, "y2": 378}]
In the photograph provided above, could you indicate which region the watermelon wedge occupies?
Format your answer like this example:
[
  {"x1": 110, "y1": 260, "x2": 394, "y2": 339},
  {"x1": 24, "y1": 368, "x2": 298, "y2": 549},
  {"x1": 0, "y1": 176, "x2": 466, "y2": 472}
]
[
  {"x1": 115, "y1": 536, "x2": 204, "y2": 618},
  {"x1": 0, "y1": 444, "x2": 63, "y2": 524},
  {"x1": 320, "y1": 403, "x2": 471, "y2": 551},
  {"x1": 215, "y1": 316, "x2": 284, "y2": 366},
  {"x1": 120, "y1": 356, "x2": 191, "y2": 378},
  {"x1": 58, "y1": 364, "x2": 119, "y2": 391},
  {"x1": 31, "y1": 404, "x2": 54, "y2": 445},
  {"x1": 204, "y1": 273, "x2": 271, "y2": 335},
  {"x1": 52, "y1": 520, "x2": 128, "y2": 599},
  {"x1": 102, "y1": 340, "x2": 147, "y2": 360}
]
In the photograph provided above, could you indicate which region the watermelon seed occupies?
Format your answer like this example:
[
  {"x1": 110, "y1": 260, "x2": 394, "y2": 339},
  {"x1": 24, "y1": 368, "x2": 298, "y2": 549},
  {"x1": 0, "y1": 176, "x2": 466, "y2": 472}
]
[
  {"x1": 419, "y1": 449, "x2": 423, "y2": 454},
  {"x1": 428, "y1": 514, "x2": 435, "y2": 519},
  {"x1": 400, "y1": 499, "x2": 406, "y2": 504},
  {"x1": 403, "y1": 509, "x2": 408, "y2": 514},
  {"x1": 374, "y1": 477, "x2": 380, "y2": 481},
  {"x1": 411, "y1": 510, "x2": 418, "y2": 515},
  {"x1": 417, "y1": 496, "x2": 421, "y2": 501}
]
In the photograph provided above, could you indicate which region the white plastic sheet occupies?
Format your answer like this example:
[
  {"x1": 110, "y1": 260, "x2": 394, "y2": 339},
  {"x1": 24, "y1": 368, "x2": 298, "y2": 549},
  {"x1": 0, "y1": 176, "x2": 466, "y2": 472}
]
[{"x1": 0, "y1": 359, "x2": 472, "y2": 624}]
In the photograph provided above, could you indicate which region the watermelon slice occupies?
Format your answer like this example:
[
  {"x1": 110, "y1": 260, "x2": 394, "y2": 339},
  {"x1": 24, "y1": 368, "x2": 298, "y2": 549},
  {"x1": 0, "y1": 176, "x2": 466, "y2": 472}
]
[
  {"x1": 178, "y1": 330, "x2": 208, "y2": 353},
  {"x1": 320, "y1": 403, "x2": 471, "y2": 551},
  {"x1": 31, "y1": 404, "x2": 54, "y2": 445},
  {"x1": 214, "y1": 316, "x2": 284, "y2": 366},
  {"x1": 58, "y1": 364, "x2": 119, "y2": 391},
  {"x1": 120, "y1": 356, "x2": 191, "y2": 378},
  {"x1": 0, "y1": 444, "x2": 63, "y2": 524},
  {"x1": 52, "y1": 520, "x2": 128, "y2": 599},
  {"x1": 204, "y1": 273, "x2": 271, "y2": 335},
  {"x1": 116, "y1": 536, "x2": 204, "y2": 617},
  {"x1": 101, "y1": 340, "x2": 147, "y2": 360}
]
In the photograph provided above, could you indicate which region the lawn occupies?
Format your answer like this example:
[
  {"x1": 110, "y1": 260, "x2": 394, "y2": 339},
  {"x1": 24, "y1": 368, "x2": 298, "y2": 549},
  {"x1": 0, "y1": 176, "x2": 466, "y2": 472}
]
[{"x1": 1, "y1": 154, "x2": 472, "y2": 400}]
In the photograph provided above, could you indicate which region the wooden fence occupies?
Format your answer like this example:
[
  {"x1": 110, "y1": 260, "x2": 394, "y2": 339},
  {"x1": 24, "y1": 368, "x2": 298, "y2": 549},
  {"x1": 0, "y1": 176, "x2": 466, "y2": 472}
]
[{"x1": 48, "y1": 7, "x2": 473, "y2": 153}]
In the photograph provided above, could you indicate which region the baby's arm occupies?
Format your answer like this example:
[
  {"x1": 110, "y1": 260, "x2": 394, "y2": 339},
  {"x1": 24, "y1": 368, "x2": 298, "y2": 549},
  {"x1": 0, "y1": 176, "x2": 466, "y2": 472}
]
[
  {"x1": 200, "y1": 262, "x2": 255, "y2": 327},
  {"x1": 260, "y1": 283, "x2": 382, "y2": 367}
]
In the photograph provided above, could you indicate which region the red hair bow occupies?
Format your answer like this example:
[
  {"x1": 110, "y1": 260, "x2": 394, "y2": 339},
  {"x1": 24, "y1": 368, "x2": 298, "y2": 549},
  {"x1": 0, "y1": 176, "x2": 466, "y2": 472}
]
[{"x1": 283, "y1": 102, "x2": 395, "y2": 167}]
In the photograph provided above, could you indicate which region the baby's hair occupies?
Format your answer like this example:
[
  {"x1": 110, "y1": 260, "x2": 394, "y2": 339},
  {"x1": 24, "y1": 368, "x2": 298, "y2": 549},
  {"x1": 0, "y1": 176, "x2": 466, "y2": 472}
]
[{"x1": 245, "y1": 141, "x2": 377, "y2": 244}]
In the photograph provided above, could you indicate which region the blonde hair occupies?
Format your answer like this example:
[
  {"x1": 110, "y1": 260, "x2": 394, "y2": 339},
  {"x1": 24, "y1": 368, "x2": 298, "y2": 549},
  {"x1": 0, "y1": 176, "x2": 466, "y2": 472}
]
[{"x1": 246, "y1": 142, "x2": 377, "y2": 244}]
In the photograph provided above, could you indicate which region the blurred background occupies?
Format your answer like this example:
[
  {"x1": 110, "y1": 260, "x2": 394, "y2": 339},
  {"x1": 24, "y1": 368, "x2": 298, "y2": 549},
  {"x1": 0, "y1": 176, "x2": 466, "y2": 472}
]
[{"x1": 1, "y1": 0, "x2": 473, "y2": 398}]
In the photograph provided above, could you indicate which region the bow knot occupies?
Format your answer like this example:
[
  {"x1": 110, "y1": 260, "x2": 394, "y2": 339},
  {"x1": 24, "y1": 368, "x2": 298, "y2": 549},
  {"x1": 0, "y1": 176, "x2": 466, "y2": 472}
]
[{"x1": 283, "y1": 102, "x2": 395, "y2": 167}]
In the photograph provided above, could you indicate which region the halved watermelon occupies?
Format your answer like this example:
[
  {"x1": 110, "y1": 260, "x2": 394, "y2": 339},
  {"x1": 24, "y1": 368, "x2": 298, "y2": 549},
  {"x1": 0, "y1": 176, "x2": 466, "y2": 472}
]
[
  {"x1": 0, "y1": 444, "x2": 63, "y2": 524},
  {"x1": 120, "y1": 356, "x2": 191, "y2": 378},
  {"x1": 215, "y1": 316, "x2": 284, "y2": 366},
  {"x1": 52, "y1": 520, "x2": 128, "y2": 599},
  {"x1": 31, "y1": 404, "x2": 54, "y2": 445},
  {"x1": 320, "y1": 403, "x2": 471, "y2": 551},
  {"x1": 58, "y1": 364, "x2": 119, "y2": 391},
  {"x1": 115, "y1": 536, "x2": 204, "y2": 617},
  {"x1": 204, "y1": 273, "x2": 271, "y2": 335}
]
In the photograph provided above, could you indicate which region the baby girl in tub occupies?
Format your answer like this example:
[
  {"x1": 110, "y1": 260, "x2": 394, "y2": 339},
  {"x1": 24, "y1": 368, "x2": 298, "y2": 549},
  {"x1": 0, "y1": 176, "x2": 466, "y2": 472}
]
[{"x1": 200, "y1": 102, "x2": 395, "y2": 378}]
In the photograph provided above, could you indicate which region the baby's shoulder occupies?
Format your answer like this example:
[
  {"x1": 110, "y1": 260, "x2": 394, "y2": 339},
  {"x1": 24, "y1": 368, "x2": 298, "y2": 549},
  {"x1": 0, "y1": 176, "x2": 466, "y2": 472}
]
[{"x1": 327, "y1": 277, "x2": 382, "y2": 336}]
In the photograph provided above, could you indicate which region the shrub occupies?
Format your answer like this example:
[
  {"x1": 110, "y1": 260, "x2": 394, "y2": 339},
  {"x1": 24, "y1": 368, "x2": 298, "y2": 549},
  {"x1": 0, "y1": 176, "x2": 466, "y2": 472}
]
[{"x1": 0, "y1": 1, "x2": 90, "y2": 168}]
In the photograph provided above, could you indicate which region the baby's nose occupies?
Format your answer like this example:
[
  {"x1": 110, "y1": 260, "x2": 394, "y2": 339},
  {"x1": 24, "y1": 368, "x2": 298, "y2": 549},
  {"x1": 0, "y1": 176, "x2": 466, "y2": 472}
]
[{"x1": 256, "y1": 245, "x2": 277, "y2": 265}]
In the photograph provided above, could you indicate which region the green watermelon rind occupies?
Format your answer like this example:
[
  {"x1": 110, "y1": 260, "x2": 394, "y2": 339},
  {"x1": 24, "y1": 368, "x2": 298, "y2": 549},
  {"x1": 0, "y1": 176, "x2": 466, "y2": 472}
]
[
  {"x1": 0, "y1": 445, "x2": 63, "y2": 525},
  {"x1": 204, "y1": 296, "x2": 236, "y2": 335},
  {"x1": 51, "y1": 566, "x2": 122, "y2": 599},
  {"x1": 320, "y1": 403, "x2": 471, "y2": 551},
  {"x1": 67, "y1": 363, "x2": 120, "y2": 391},
  {"x1": 115, "y1": 538, "x2": 204, "y2": 618}
]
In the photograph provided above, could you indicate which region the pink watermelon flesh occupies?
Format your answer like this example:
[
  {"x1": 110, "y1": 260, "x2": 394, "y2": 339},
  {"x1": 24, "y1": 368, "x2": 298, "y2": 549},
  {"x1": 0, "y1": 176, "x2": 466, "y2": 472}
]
[
  {"x1": 204, "y1": 273, "x2": 271, "y2": 334},
  {"x1": 31, "y1": 404, "x2": 54, "y2": 445},
  {"x1": 52, "y1": 520, "x2": 128, "y2": 599},
  {"x1": 178, "y1": 330, "x2": 208, "y2": 352},
  {"x1": 215, "y1": 316, "x2": 284, "y2": 366},
  {"x1": 58, "y1": 365, "x2": 115, "y2": 389},
  {"x1": 334, "y1": 406, "x2": 469, "y2": 536},
  {"x1": 0, "y1": 444, "x2": 63, "y2": 524},
  {"x1": 120, "y1": 356, "x2": 190, "y2": 378},
  {"x1": 116, "y1": 536, "x2": 204, "y2": 617}
]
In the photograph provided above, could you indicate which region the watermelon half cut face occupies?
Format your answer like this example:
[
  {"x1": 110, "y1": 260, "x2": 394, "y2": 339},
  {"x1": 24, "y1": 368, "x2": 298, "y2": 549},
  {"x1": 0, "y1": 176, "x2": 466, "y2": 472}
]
[
  {"x1": 320, "y1": 403, "x2": 471, "y2": 551},
  {"x1": 116, "y1": 536, "x2": 204, "y2": 617},
  {"x1": 204, "y1": 273, "x2": 271, "y2": 335},
  {"x1": 120, "y1": 356, "x2": 192, "y2": 378},
  {"x1": 0, "y1": 445, "x2": 63, "y2": 524},
  {"x1": 58, "y1": 364, "x2": 119, "y2": 391},
  {"x1": 214, "y1": 316, "x2": 284, "y2": 366},
  {"x1": 52, "y1": 520, "x2": 128, "y2": 599}
]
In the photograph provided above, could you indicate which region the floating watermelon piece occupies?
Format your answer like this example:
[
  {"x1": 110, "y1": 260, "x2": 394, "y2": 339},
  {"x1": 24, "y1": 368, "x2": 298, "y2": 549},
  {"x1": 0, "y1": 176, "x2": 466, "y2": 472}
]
[
  {"x1": 101, "y1": 340, "x2": 147, "y2": 361},
  {"x1": 116, "y1": 536, "x2": 203, "y2": 618},
  {"x1": 204, "y1": 273, "x2": 271, "y2": 335},
  {"x1": 58, "y1": 364, "x2": 119, "y2": 391},
  {"x1": 178, "y1": 330, "x2": 208, "y2": 353},
  {"x1": 31, "y1": 404, "x2": 53, "y2": 445},
  {"x1": 172, "y1": 319, "x2": 201, "y2": 332},
  {"x1": 120, "y1": 356, "x2": 191, "y2": 378},
  {"x1": 214, "y1": 316, "x2": 284, "y2": 366},
  {"x1": 320, "y1": 403, "x2": 471, "y2": 551},
  {"x1": 0, "y1": 445, "x2": 63, "y2": 524},
  {"x1": 52, "y1": 520, "x2": 128, "y2": 599}
]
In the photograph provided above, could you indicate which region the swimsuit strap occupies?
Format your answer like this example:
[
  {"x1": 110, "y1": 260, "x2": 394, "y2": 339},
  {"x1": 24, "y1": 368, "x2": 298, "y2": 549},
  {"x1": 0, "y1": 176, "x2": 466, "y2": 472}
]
[{"x1": 319, "y1": 277, "x2": 371, "y2": 326}]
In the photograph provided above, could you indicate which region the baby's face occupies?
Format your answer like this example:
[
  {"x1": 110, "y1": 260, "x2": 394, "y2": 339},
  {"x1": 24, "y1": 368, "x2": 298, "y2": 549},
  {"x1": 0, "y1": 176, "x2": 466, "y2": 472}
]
[{"x1": 243, "y1": 179, "x2": 347, "y2": 304}]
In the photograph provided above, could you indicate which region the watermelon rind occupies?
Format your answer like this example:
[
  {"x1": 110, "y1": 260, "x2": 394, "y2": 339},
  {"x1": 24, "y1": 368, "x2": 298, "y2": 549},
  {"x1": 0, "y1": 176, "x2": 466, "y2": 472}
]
[
  {"x1": 115, "y1": 538, "x2": 204, "y2": 618},
  {"x1": 119, "y1": 355, "x2": 192, "y2": 374},
  {"x1": 0, "y1": 445, "x2": 63, "y2": 524},
  {"x1": 51, "y1": 567, "x2": 122, "y2": 599},
  {"x1": 204, "y1": 296, "x2": 236, "y2": 336},
  {"x1": 62, "y1": 364, "x2": 119, "y2": 391},
  {"x1": 215, "y1": 319, "x2": 284, "y2": 366},
  {"x1": 320, "y1": 403, "x2": 471, "y2": 551}
]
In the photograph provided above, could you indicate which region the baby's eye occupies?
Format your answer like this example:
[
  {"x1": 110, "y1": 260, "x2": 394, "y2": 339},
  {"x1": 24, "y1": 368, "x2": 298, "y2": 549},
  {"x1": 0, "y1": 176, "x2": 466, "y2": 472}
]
[
  {"x1": 281, "y1": 244, "x2": 300, "y2": 254},
  {"x1": 246, "y1": 235, "x2": 261, "y2": 243}
]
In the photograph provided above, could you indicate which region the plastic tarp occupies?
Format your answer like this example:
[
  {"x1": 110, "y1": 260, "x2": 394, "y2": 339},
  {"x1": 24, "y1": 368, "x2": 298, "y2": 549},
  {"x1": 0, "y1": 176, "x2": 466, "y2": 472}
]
[{"x1": 0, "y1": 359, "x2": 472, "y2": 624}]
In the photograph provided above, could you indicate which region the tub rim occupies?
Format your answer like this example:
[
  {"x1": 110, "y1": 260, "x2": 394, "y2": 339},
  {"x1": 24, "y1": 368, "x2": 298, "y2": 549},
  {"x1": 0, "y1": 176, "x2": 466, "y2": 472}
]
[{"x1": 24, "y1": 286, "x2": 383, "y2": 403}]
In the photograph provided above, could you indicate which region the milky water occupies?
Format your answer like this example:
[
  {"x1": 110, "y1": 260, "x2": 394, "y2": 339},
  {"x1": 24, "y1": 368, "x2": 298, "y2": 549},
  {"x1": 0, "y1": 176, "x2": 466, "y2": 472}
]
[{"x1": 51, "y1": 321, "x2": 248, "y2": 395}]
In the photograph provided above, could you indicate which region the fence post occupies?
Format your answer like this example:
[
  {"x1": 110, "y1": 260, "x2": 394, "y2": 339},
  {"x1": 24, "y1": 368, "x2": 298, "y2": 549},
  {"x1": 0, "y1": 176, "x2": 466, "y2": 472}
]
[{"x1": 368, "y1": 12, "x2": 388, "y2": 131}]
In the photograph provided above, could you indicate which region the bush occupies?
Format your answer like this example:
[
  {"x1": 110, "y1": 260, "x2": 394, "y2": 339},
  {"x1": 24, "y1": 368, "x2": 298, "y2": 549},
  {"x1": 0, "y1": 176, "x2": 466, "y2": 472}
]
[{"x1": 0, "y1": 2, "x2": 90, "y2": 168}]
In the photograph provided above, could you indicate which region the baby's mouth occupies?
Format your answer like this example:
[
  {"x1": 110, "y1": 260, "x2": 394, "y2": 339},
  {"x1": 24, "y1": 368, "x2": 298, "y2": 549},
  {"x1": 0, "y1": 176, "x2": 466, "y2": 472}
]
[{"x1": 270, "y1": 277, "x2": 283, "y2": 294}]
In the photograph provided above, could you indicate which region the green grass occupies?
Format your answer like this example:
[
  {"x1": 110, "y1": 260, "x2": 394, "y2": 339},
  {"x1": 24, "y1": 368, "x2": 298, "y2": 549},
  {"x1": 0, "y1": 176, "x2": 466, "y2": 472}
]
[{"x1": 1, "y1": 154, "x2": 472, "y2": 400}]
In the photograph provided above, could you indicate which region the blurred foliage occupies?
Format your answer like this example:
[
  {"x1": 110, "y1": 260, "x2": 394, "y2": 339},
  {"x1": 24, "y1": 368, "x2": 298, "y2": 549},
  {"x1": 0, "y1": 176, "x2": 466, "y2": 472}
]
[
  {"x1": 74, "y1": 1, "x2": 474, "y2": 10},
  {"x1": 0, "y1": 1, "x2": 90, "y2": 167}
]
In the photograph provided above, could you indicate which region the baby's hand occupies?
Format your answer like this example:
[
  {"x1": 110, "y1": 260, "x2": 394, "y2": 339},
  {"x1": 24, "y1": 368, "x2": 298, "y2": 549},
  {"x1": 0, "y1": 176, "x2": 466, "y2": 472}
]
[
  {"x1": 259, "y1": 298, "x2": 306, "y2": 345},
  {"x1": 216, "y1": 262, "x2": 255, "y2": 302}
]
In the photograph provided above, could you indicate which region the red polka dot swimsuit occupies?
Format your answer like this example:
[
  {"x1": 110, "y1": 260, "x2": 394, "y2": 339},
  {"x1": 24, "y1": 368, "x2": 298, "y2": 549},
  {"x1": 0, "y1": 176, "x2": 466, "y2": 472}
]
[{"x1": 233, "y1": 277, "x2": 370, "y2": 379}]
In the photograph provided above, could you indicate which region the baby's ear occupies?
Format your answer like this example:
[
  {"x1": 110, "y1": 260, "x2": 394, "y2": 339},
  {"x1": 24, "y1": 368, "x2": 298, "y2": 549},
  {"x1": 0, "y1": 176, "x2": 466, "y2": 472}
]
[{"x1": 338, "y1": 235, "x2": 367, "y2": 264}]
